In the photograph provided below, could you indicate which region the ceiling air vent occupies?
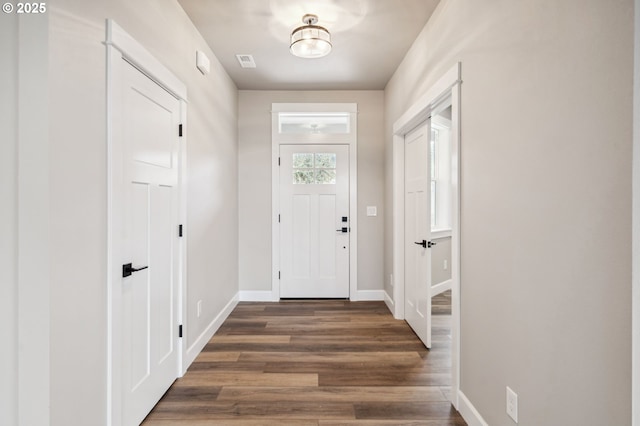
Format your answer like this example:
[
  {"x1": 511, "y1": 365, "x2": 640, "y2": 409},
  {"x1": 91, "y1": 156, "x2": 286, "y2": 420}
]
[{"x1": 236, "y1": 54, "x2": 256, "y2": 68}]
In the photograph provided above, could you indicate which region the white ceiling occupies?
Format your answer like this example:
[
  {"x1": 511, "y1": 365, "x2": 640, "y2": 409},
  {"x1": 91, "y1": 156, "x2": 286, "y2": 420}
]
[{"x1": 177, "y1": 0, "x2": 440, "y2": 90}]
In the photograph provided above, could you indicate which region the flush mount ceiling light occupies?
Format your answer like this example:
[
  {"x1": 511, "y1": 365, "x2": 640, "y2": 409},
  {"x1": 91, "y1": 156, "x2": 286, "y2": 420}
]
[{"x1": 290, "y1": 14, "x2": 332, "y2": 59}]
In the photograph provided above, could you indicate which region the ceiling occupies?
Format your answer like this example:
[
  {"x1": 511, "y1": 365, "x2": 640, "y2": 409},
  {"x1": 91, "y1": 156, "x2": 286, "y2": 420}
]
[{"x1": 177, "y1": 0, "x2": 440, "y2": 90}]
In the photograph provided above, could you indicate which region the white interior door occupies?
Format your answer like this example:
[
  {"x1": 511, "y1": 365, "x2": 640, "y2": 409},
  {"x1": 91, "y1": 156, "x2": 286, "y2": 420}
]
[
  {"x1": 121, "y1": 59, "x2": 181, "y2": 425},
  {"x1": 279, "y1": 144, "x2": 349, "y2": 298},
  {"x1": 404, "y1": 120, "x2": 433, "y2": 348}
]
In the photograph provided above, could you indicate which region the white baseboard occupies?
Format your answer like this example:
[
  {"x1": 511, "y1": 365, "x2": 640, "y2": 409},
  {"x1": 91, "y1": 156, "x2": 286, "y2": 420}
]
[
  {"x1": 458, "y1": 390, "x2": 488, "y2": 426},
  {"x1": 238, "y1": 290, "x2": 386, "y2": 302},
  {"x1": 384, "y1": 290, "x2": 395, "y2": 315},
  {"x1": 432, "y1": 279, "x2": 452, "y2": 296},
  {"x1": 355, "y1": 290, "x2": 385, "y2": 301},
  {"x1": 183, "y1": 293, "x2": 239, "y2": 371},
  {"x1": 239, "y1": 290, "x2": 277, "y2": 302}
]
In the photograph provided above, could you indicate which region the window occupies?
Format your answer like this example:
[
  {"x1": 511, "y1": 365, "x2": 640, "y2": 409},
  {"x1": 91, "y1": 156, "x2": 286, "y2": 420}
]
[
  {"x1": 279, "y1": 113, "x2": 350, "y2": 134},
  {"x1": 430, "y1": 128, "x2": 438, "y2": 229},
  {"x1": 293, "y1": 152, "x2": 337, "y2": 184},
  {"x1": 430, "y1": 118, "x2": 452, "y2": 231}
]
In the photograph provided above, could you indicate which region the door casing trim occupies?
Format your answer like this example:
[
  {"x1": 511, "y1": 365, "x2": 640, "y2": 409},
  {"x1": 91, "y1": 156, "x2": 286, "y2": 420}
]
[
  {"x1": 391, "y1": 62, "x2": 461, "y2": 409},
  {"x1": 271, "y1": 103, "x2": 358, "y2": 301}
]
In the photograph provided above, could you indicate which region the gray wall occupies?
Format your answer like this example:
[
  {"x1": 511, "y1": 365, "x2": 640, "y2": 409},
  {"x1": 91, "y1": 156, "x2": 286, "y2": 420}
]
[
  {"x1": 385, "y1": 0, "x2": 632, "y2": 424},
  {"x1": 1, "y1": 12, "x2": 50, "y2": 426},
  {"x1": 431, "y1": 237, "x2": 452, "y2": 286},
  {"x1": 634, "y1": 1, "x2": 640, "y2": 423},
  {"x1": 238, "y1": 91, "x2": 384, "y2": 294},
  {"x1": 0, "y1": 13, "x2": 19, "y2": 426},
  {"x1": 46, "y1": 1, "x2": 239, "y2": 424}
]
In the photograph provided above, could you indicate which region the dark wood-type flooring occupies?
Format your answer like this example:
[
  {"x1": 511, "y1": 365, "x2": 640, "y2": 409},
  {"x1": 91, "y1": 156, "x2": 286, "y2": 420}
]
[{"x1": 143, "y1": 290, "x2": 465, "y2": 425}]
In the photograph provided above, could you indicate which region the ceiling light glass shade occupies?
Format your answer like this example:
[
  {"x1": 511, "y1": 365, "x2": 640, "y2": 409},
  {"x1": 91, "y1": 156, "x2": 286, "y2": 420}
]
[{"x1": 290, "y1": 15, "x2": 332, "y2": 58}]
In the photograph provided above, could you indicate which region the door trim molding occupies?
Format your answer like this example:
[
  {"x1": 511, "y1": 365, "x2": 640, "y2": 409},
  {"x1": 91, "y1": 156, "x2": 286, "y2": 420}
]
[
  {"x1": 391, "y1": 62, "x2": 461, "y2": 408},
  {"x1": 271, "y1": 103, "x2": 358, "y2": 301},
  {"x1": 105, "y1": 19, "x2": 187, "y2": 426}
]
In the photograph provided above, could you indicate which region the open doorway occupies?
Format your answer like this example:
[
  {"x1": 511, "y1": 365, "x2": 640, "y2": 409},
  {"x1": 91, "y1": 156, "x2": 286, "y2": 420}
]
[{"x1": 392, "y1": 63, "x2": 461, "y2": 409}]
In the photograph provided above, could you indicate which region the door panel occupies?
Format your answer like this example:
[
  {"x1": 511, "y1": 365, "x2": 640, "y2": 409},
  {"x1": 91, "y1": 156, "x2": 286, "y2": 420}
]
[
  {"x1": 121, "y1": 59, "x2": 180, "y2": 426},
  {"x1": 404, "y1": 121, "x2": 432, "y2": 348},
  {"x1": 280, "y1": 145, "x2": 349, "y2": 298},
  {"x1": 318, "y1": 194, "x2": 337, "y2": 278}
]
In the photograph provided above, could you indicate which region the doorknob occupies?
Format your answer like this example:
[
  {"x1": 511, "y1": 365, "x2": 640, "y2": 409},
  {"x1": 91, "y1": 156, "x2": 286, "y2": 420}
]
[
  {"x1": 414, "y1": 240, "x2": 437, "y2": 249},
  {"x1": 336, "y1": 227, "x2": 348, "y2": 233},
  {"x1": 122, "y1": 262, "x2": 149, "y2": 278}
]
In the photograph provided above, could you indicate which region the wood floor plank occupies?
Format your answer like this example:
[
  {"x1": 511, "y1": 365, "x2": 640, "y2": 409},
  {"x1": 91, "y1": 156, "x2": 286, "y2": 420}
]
[
  {"x1": 191, "y1": 351, "x2": 241, "y2": 362},
  {"x1": 320, "y1": 420, "x2": 463, "y2": 426},
  {"x1": 319, "y1": 371, "x2": 452, "y2": 387},
  {"x1": 263, "y1": 362, "x2": 452, "y2": 375},
  {"x1": 209, "y1": 335, "x2": 292, "y2": 344},
  {"x1": 157, "y1": 386, "x2": 221, "y2": 403},
  {"x1": 144, "y1": 299, "x2": 466, "y2": 425},
  {"x1": 144, "y1": 421, "x2": 318, "y2": 426},
  {"x1": 174, "y1": 372, "x2": 318, "y2": 387},
  {"x1": 145, "y1": 401, "x2": 354, "y2": 420},
  {"x1": 354, "y1": 402, "x2": 464, "y2": 422},
  {"x1": 217, "y1": 386, "x2": 447, "y2": 403},
  {"x1": 187, "y1": 361, "x2": 267, "y2": 372},
  {"x1": 238, "y1": 351, "x2": 423, "y2": 364}
]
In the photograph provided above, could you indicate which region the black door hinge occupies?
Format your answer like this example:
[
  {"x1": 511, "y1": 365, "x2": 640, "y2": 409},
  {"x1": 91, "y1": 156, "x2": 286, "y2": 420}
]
[
  {"x1": 278, "y1": 214, "x2": 281, "y2": 223},
  {"x1": 179, "y1": 224, "x2": 183, "y2": 237},
  {"x1": 179, "y1": 325, "x2": 183, "y2": 338},
  {"x1": 278, "y1": 271, "x2": 281, "y2": 280},
  {"x1": 278, "y1": 157, "x2": 280, "y2": 166},
  {"x1": 179, "y1": 124, "x2": 183, "y2": 137}
]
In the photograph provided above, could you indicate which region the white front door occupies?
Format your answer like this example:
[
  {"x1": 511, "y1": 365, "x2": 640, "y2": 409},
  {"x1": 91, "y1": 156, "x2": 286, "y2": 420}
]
[
  {"x1": 279, "y1": 144, "x2": 350, "y2": 298},
  {"x1": 404, "y1": 120, "x2": 433, "y2": 348},
  {"x1": 121, "y1": 60, "x2": 181, "y2": 425}
]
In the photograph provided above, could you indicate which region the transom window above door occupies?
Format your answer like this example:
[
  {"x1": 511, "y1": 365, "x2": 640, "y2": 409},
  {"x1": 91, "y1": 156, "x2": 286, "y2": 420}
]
[
  {"x1": 292, "y1": 152, "x2": 337, "y2": 184},
  {"x1": 278, "y1": 112, "x2": 350, "y2": 134}
]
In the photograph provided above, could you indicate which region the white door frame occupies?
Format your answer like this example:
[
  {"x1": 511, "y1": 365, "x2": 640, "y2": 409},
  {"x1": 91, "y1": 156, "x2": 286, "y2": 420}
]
[
  {"x1": 271, "y1": 103, "x2": 358, "y2": 301},
  {"x1": 392, "y1": 63, "x2": 461, "y2": 408},
  {"x1": 105, "y1": 19, "x2": 188, "y2": 426}
]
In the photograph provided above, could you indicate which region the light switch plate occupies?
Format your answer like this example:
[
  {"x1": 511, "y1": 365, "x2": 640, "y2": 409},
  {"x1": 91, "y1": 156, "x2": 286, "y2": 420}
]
[
  {"x1": 506, "y1": 386, "x2": 518, "y2": 423},
  {"x1": 366, "y1": 206, "x2": 377, "y2": 216}
]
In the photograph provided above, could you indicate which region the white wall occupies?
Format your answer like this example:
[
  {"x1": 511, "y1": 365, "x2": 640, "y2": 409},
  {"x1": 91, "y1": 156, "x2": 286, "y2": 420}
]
[
  {"x1": 238, "y1": 91, "x2": 384, "y2": 295},
  {"x1": 385, "y1": 0, "x2": 633, "y2": 424},
  {"x1": 48, "y1": 0, "x2": 238, "y2": 424}
]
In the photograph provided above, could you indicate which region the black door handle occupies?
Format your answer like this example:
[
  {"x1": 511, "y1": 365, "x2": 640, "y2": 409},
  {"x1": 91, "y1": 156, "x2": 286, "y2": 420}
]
[
  {"x1": 336, "y1": 227, "x2": 348, "y2": 233},
  {"x1": 122, "y1": 262, "x2": 149, "y2": 278},
  {"x1": 414, "y1": 240, "x2": 437, "y2": 248}
]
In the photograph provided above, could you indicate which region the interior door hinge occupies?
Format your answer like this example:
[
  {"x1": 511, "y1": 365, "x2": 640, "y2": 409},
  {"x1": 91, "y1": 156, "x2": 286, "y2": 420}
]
[
  {"x1": 278, "y1": 157, "x2": 280, "y2": 166},
  {"x1": 278, "y1": 271, "x2": 281, "y2": 280},
  {"x1": 178, "y1": 124, "x2": 183, "y2": 137},
  {"x1": 179, "y1": 224, "x2": 183, "y2": 237},
  {"x1": 278, "y1": 214, "x2": 280, "y2": 223},
  {"x1": 178, "y1": 325, "x2": 183, "y2": 338}
]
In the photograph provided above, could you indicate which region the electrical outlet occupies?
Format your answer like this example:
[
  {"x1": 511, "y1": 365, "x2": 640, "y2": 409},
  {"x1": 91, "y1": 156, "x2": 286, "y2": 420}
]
[
  {"x1": 197, "y1": 300, "x2": 202, "y2": 318},
  {"x1": 506, "y1": 386, "x2": 518, "y2": 423},
  {"x1": 443, "y1": 259, "x2": 448, "y2": 270}
]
